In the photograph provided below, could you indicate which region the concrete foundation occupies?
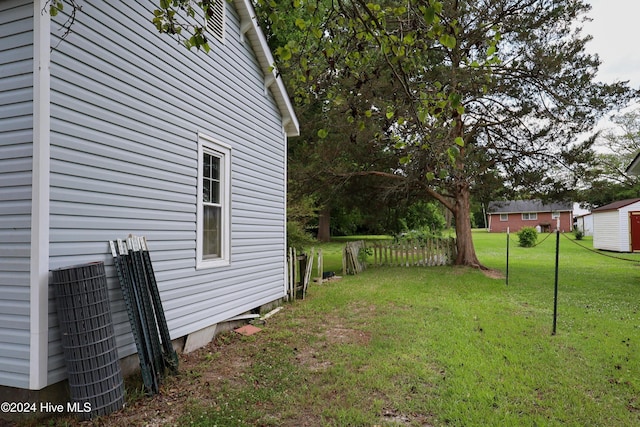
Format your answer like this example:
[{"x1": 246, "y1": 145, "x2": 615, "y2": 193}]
[{"x1": 183, "y1": 324, "x2": 218, "y2": 354}]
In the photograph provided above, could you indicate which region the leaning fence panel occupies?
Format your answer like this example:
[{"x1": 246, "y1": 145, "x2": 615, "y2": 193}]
[{"x1": 343, "y1": 241, "x2": 367, "y2": 275}]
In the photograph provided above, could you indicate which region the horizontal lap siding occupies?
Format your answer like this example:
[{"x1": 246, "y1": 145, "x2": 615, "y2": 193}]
[
  {"x1": 0, "y1": 0, "x2": 33, "y2": 389},
  {"x1": 595, "y1": 204, "x2": 640, "y2": 252},
  {"x1": 489, "y1": 212, "x2": 571, "y2": 233},
  {"x1": 593, "y1": 211, "x2": 621, "y2": 251},
  {"x1": 616, "y1": 205, "x2": 640, "y2": 252},
  {"x1": 48, "y1": 1, "x2": 286, "y2": 383}
]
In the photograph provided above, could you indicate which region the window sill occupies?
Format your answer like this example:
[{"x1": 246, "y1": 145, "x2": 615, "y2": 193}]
[{"x1": 196, "y1": 258, "x2": 230, "y2": 270}]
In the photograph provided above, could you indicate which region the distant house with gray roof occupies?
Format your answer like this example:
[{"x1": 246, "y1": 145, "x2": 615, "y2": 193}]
[{"x1": 487, "y1": 200, "x2": 573, "y2": 233}]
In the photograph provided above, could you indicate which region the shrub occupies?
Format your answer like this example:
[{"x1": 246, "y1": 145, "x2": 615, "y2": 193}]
[
  {"x1": 396, "y1": 227, "x2": 441, "y2": 244},
  {"x1": 574, "y1": 229, "x2": 584, "y2": 240},
  {"x1": 287, "y1": 221, "x2": 316, "y2": 251},
  {"x1": 517, "y1": 226, "x2": 538, "y2": 247},
  {"x1": 403, "y1": 201, "x2": 447, "y2": 234}
]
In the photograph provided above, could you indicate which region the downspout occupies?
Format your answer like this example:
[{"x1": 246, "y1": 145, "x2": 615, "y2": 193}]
[
  {"x1": 30, "y1": 0, "x2": 51, "y2": 390},
  {"x1": 283, "y1": 127, "x2": 288, "y2": 298}
]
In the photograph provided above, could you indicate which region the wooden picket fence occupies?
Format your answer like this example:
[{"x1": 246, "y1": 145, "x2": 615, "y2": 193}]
[
  {"x1": 369, "y1": 237, "x2": 457, "y2": 268},
  {"x1": 341, "y1": 237, "x2": 457, "y2": 275}
]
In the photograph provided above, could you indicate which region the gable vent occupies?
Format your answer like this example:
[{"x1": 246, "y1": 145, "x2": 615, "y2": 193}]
[{"x1": 206, "y1": 0, "x2": 226, "y2": 42}]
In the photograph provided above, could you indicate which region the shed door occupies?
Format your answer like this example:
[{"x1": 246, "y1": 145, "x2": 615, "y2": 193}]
[{"x1": 630, "y1": 212, "x2": 640, "y2": 251}]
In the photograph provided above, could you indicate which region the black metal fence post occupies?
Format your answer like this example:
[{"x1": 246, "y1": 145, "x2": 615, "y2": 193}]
[
  {"x1": 506, "y1": 228, "x2": 510, "y2": 286},
  {"x1": 552, "y1": 230, "x2": 560, "y2": 335}
]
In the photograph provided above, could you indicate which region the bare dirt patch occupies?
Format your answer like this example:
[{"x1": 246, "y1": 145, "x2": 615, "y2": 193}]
[
  {"x1": 482, "y1": 268, "x2": 505, "y2": 279},
  {"x1": 10, "y1": 332, "x2": 259, "y2": 427},
  {"x1": 14, "y1": 308, "x2": 376, "y2": 427},
  {"x1": 325, "y1": 326, "x2": 371, "y2": 345},
  {"x1": 109, "y1": 337, "x2": 252, "y2": 426},
  {"x1": 295, "y1": 323, "x2": 371, "y2": 372}
]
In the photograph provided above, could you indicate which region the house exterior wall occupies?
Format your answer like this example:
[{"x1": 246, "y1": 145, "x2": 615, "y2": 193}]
[
  {"x1": 43, "y1": 0, "x2": 289, "y2": 386},
  {"x1": 0, "y1": 0, "x2": 34, "y2": 389},
  {"x1": 0, "y1": 0, "x2": 290, "y2": 390},
  {"x1": 488, "y1": 212, "x2": 572, "y2": 233},
  {"x1": 593, "y1": 201, "x2": 640, "y2": 252}
]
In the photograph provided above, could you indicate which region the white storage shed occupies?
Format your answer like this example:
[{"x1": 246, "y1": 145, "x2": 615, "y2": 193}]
[
  {"x1": 592, "y1": 198, "x2": 640, "y2": 252},
  {"x1": 574, "y1": 213, "x2": 593, "y2": 236}
]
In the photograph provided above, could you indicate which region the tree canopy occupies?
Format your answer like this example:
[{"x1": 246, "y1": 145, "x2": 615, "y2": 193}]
[
  {"x1": 257, "y1": 0, "x2": 636, "y2": 267},
  {"x1": 50, "y1": 0, "x2": 638, "y2": 267},
  {"x1": 578, "y1": 109, "x2": 640, "y2": 207}
]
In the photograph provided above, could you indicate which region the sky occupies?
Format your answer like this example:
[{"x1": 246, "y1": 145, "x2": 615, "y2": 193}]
[
  {"x1": 579, "y1": 0, "x2": 640, "y2": 136},
  {"x1": 583, "y1": 0, "x2": 640, "y2": 90}
]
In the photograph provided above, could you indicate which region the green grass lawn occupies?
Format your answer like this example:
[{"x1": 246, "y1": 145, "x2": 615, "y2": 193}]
[{"x1": 183, "y1": 231, "x2": 640, "y2": 426}]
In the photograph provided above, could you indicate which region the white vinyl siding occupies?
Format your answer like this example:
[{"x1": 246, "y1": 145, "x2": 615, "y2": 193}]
[
  {"x1": 593, "y1": 202, "x2": 640, "y2": 252},
  {"x1": 0, "y1": 0, "x2": 34, "y2": 389},
  {"x1": 42, "y1": 0, "x2": 287, "y2": 385},
  {"x1": 593, "y1": 211, "x2": 622, "y2": 251},
  {"x1": 575, "y1": 214, "x2": 593, "y2": 236}
]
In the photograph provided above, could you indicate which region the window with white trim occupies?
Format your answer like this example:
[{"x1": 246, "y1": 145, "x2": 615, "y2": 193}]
[
  {"x1": 551, "y1": 211, "x2": 560, "y2": 219},
  {"x1": 500, "y1": 214, "x2": 508, "y2": 221},
  {"x1": 522, "y1": 212, "x2": 537, "y2": 220},
  {"x1": 197, "y1": 134, "x2": 231, "y2": 268}
]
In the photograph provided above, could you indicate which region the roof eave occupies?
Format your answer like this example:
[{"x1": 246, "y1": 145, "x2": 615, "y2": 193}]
[
  {"x1": 592, "y1": 198, "x2": 640, "y2": 212},
  {"x1": 626, "y1": 151, "x2": 640, "y2": 176},
  {"x1": 234, "y1": 0, "x2": 300, "y2": 137},
  {"x1": 487, "y1": 200, "x2": 573, "y2": 214}
]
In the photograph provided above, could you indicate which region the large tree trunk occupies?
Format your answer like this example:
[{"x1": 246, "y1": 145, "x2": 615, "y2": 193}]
[
  {"x1": 447, "y1": 106, "x2": 484, "y2": 268},
  {"x1": 317, "y1": 206, "x2": 331, "y2": 242},
  {"x1": 453, "y1": 182, "x2": 485, "y2": 269}
]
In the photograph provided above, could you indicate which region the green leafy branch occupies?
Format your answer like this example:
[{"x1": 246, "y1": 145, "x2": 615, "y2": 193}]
[
  {"x1": 45, "y1": 0, "x2": 219, "y2": 52},
  {"x1": 44, "y1": 0, "x2": 81, "y2": 50},
  {"x1": 152, "y1": 0, "x2": 219, "y2": 52}
]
